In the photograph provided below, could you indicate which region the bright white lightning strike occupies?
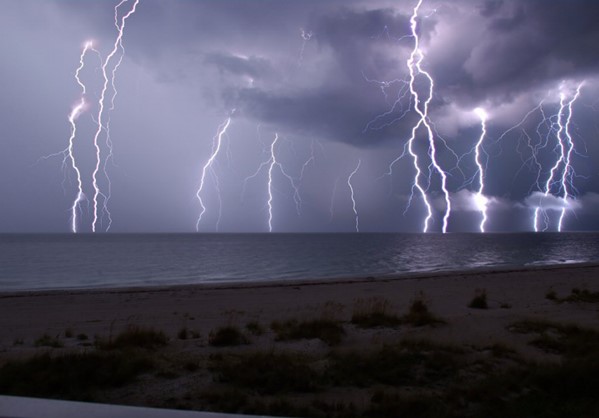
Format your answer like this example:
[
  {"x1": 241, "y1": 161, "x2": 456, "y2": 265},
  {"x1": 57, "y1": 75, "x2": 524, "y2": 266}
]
[
  {"x1": 64, "y1": 42, "x2": 95, "y2": 233},
  {"x1": 266, "y1": 134, "x2": 279, "y2": 232},
  {"x1": 557, "y1": 83, "x2": 583, "y2": 231},
  {"x1": 534, "y1": 82, "x2": 584, "y2": 232},
  {"x1": 243, "y1": 133, "x2": 302, "y2": 232},
  {"x1": 405, "y1": 0, "x2": 451, "y2": 233},
  {"x1": 473, "y1": 107, "x2": 488, "y2": 232},
  {"x1": 347, "y1": 159, "x2": 361, "y2": 232},
  {"x1": 533, "y1": 82, "x2": 584, "y2": 232},
  {"x1": 66, "y1": 42, "x2": 93, "y2": 233},
  {"x1": 196, "y1": 117, "x2": 232, "y2": 232},
  {"x1": 91, "y1": 0, "x2": 140, "y2": 232},
  {"x1": 265, "y1": 134, "x2": 302, "y2": 232}
]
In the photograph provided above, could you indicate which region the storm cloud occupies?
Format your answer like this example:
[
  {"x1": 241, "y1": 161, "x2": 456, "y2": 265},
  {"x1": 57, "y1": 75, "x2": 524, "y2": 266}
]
[{"x1": 0, "y1": 0, "x2": 597, "y2": 233}]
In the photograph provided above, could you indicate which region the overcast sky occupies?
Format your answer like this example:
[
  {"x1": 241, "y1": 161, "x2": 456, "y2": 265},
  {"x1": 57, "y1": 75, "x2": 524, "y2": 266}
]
[{"x1": 1, "y1": 0, "x2": 598, "y2": 233}]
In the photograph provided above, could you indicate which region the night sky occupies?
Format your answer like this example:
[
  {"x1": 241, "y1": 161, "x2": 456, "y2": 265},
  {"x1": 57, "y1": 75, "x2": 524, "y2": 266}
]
[{"x1": 1, "y1": 0, "x2": 598, "y2": 233}]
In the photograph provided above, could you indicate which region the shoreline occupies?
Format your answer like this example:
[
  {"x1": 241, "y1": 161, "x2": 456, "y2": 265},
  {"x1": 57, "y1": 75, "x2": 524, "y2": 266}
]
[{"x1": 2, "y1": 261, "x2": 598, "y2": 298}]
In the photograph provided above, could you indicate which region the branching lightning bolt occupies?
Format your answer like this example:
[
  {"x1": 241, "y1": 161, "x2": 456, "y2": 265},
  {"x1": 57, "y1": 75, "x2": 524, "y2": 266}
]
[
  {"x1": 67, "y1": 42, "x2": 95, "y2": 233},
  {"x1": 557, "y1": 84, "x2": 584, "y2": 231},
  {"x1": 91, "y1": 0, "x2": 140, "y2": 232},
  {"x1": 473, "y1": 108, "x2": 488, "y2": 232},
  {"x1": 534, "y1": 82, "x2": 584, "y2": 232},
  {"x1": 347, "y1": 159, "x2": 361, "y2": 232},
  {"x1": 244, "y1": 133, "x2": 302, "y2": 232},
  {"x1": 405, "y1": 0, "x2": 451, "y2": 233},
  {"x1": 196, "y1": 117, "x2": 232, "y2": 232}
]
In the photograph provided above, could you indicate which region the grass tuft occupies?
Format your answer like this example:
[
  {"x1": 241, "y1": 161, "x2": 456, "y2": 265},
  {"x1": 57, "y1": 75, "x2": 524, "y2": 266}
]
[
  {"x1": 97, "y1": 325, "x2": 168, "y2": 350},
  {"x1": 245, "y1": 321, "x2": 265, "y2": 336},
  {"x1": 402, "y1": 293, "x2": 445, "y2": 327},
  {"x1": 177, "y1": 327, "x2": 189, "y2": 340},
  {"x1": 208, "y1": 326, "x2": 249, "y2": 347},
  {"x1": 468, "y1": 289, "x2": 488, "y2": 309},
  {"x1": 351, "y1": 298, "x2": 402, "y2": 328},
  {"x1": 271, "y1": 319, "x2": 345, "y2": 346},
  {"x1": 34, "y1": 334, "x2": 63, "y2": 348}
]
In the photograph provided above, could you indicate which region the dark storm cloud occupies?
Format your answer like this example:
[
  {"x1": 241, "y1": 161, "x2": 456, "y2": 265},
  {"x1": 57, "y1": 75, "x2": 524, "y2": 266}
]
[
  {"x1": 229, "y1": 86, "x2": 420, "y2": 146},
  {"x1": 204, "y1": 52, "x2": 275, "y2": 80},
  {"x1": 449, "y1": 0, "x2": 599, "y2": 103},
  {"x1": 221, "y1": 7, "x2": 418, "y2": 145}
]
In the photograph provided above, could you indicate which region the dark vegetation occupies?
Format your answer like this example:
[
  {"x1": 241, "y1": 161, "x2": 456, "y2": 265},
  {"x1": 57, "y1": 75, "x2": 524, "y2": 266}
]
[
  {"x1": 208, "y1": 326, "x2": 249, "y2": 347},
  {"x1": 271, "y1": 319, "x2": 345, "y2": 346},
  {"x1": 546, "y1": 287, "x2": 599, "y2": 303},
  {"x1": 402, "y1": 294, "x2": 445, "y2": 327},
  {"x1": 34, "y1": 334, "x2": 63, "y2": 348},
  {"x1": 351, "y1": 297, "x2": 402, "y2": 328},
  {"x1": 0, "y1": 326, "x2": 165, "y2": 400},
  {"x1": 3, "y1": 312, "x2": 599, "y2": 417},
  {"x1": 0, "y1": 351, "x2": 153, "y2": 400},
  {"x1": 245, "y1": 321, "x2": 265, "y2": 336},
  {"x1": 468, "y1": 289, "x2": 488, "y2": 309},
  {"x1": 351, "y1": 295, "x2": 444, "y2": 329},
  {"x1": 96, "y1": 325, "x2": 168, "y2": 350}
]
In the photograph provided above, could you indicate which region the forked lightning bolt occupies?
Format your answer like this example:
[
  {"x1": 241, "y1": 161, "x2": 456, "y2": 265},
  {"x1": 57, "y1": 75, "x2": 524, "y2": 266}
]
[
  {"x1": 40, "y1": 41, "x2": 98, "y2": 232},
  {"x1": 347, "y1": 159, "x2": 361, "y2": 232},
  {"x1": 405, "y1": 0, "x2": 451, "y2": 233},
  {"x1": 473, "y1": 108, "x2": 488, "y2": 232},
  {"x1": 91, "y1": 0, "x2": 140, "y2": 232},
  {"x1": 534, "y1": 82, "x2": 584, "y2": 232},
  {"x1": 557, "y1": 84, "x2": 584, "y2": 231},
  {"x1": 243, "y1": 133, "x2": 301, "y2": 232},
  {"x1": 196, "y1": 117, "x2": 232, "y2": 231},
  {"x1": 67, "y1": 42, "x2": 96, "y2": 233}
]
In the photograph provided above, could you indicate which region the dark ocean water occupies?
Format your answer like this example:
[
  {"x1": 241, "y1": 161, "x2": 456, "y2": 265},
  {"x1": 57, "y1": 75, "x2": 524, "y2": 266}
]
[{"x1": 1, "y1": 233, "x2": 598, "y2": 291}]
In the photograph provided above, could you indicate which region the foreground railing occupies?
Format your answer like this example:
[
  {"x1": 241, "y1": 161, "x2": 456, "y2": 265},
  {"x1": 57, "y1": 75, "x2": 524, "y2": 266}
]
[{"x1": 0, "y1": 395, "x2": 280, "y2": 418}]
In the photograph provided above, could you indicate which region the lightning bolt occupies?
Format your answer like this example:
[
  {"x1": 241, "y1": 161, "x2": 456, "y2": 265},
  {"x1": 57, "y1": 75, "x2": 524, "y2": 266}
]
[
  {"x1": 347, "y1": 159, "x2": 361, "y2": 232},
  {"x1": 534, "y1": 82, "x2": 584, "y2": 232},
  {"x1": 557, "y1": 83, "x2": 584, "y2": 231},
  {"x1": 39, "y1": 42, "x2": 100, "y2": 232},
  {"x1": 91, "y1": 0, "x2": 140, "y2": 232},
  {"x1": 243, "y1": 132, "x2": 302, "y2": 232},
  {"x1": 266, "y1": 134, "x2": 302, "y2": 232},
  {"x1": 362, "y1": 73, "x2": 411, "y2": 132},
  {"x1": 66, "y1": 42, "x2": 96, "y2": 233},
  {"x1": 473, "y1": 108, "x2": 488, "y2": 232},
  {"x1": 196, "y1": 117, "x2": 232, "y2": 232},
  {"x1": 405, "y1": 0, "x2": 451, "y2": 233}
]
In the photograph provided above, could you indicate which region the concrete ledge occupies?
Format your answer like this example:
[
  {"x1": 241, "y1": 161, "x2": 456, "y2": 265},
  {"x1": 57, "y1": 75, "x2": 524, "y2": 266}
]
[{"x1": 0, "y1": 396, "x2": 279, "y2": 418}]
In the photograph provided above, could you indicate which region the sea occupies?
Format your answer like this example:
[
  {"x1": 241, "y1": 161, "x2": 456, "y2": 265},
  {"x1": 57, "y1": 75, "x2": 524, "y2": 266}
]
[{"x1": 1, "y1": 233, "x2": 599, "y2": 291}]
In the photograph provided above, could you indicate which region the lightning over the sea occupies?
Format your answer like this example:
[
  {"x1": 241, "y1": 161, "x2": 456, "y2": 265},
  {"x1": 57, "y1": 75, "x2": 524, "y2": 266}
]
[
  {"x1": 91, "y1": 0, "x2": 141, "y2": 232},
  {"x1": 347, "y1": 159, "x2": 361, "y2": 232},
  {"x1": 243, "y1": 133, "x2": 302, "y2": 232},
  {"x1": 473, "y1": 108, "x2": 489, "y2": 232},
  {"x1": 196, "y1": 117, "x2": 232, "y2": 232},
  {"x1": 67, "y1": 42, "x2": 95, "y2": 233},
  {"x1": 405, "y1": 0, "x2": 451, "y2": 233},
  {"x1": 534, "y1": 82, "x2": 584, "y2": 232}
]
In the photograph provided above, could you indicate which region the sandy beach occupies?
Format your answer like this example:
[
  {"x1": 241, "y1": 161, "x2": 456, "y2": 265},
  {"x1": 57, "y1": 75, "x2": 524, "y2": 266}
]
[{"x1": 1, "y1": 263, "x2": 599, "y2": 416}]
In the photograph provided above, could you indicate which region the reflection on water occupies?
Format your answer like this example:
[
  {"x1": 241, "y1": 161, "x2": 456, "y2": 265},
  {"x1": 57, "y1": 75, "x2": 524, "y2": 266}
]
[{"x1": 1, "y1": 233, "x2": 598, "y2": 291}]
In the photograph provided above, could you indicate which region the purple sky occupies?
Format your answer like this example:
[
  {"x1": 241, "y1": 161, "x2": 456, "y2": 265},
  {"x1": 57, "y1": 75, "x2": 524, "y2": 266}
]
[{"x1": 1, "y1": 0, "x2": 598, "y2": 233}]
